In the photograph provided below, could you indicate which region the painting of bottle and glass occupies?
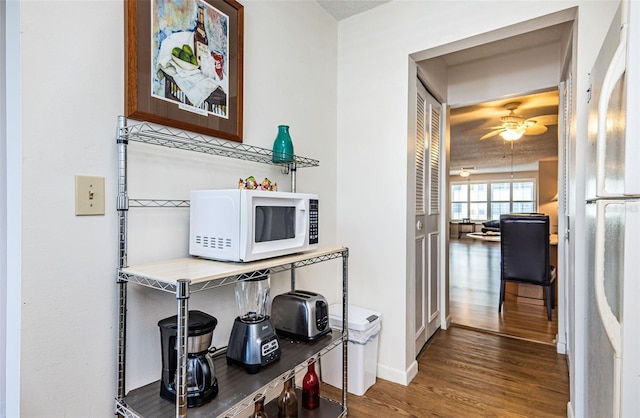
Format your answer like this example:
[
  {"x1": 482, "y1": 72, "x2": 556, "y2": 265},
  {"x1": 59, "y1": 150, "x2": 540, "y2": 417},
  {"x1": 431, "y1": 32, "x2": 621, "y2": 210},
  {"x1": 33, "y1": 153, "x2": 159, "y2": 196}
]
[{"x1": 151, "y1": 0, "x2": 230, "y2": 118}]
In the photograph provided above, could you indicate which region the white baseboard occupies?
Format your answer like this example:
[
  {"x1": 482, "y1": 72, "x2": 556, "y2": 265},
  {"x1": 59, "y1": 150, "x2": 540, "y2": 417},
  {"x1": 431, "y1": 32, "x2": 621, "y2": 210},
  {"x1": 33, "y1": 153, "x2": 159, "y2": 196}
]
[
  {"x1": 442, "y1": 313, "x2": 452, "y2": 330},
  {"x1": 377, "y1": 360, "x2": 419, "y2": 386},
  {"x1": 567, "y1": 401, "x2": 574, "y2": 418},
  {"x1": 556, "y1": 342, "x2": 567, "y2": 354}
]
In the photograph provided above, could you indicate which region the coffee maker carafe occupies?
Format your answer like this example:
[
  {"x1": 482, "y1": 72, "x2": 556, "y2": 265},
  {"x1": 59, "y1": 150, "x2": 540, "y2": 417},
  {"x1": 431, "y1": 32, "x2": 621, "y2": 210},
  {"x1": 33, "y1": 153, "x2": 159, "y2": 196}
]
[
  {"x1": 158, "y1": 310, "x2": 219, "y2": 407},
  {"x1": 226, "y1": 270, "x2": 281, "y2": 374}
]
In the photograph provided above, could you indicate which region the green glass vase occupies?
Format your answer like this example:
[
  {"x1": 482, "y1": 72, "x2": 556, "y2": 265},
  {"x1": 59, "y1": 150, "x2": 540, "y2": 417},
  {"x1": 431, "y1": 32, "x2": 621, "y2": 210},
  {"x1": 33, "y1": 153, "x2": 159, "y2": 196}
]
[{"x1": 272, "y1": 125, "x2": 295, "y2": 163}]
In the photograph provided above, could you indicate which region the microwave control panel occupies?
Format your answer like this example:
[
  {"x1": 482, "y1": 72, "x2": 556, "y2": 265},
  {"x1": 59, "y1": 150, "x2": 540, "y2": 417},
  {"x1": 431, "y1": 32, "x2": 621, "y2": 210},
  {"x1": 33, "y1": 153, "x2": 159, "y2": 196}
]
[{"x1": 309, "y1": 199, "x2": 319, "y2": 244}]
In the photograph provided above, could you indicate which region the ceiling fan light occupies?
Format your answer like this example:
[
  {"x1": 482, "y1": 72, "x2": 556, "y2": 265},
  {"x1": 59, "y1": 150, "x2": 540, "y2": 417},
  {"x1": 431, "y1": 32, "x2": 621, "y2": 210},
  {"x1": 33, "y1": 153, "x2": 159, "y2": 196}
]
[
  {"x1": 459, "y1": 169, "x2": 471, "y2": 177},
  {"x1": 500, "y1": 115, "x2": 523, "y2": 126},
  {"x1": 500, "y1": 128, "x2": 525, "y2": 141}
]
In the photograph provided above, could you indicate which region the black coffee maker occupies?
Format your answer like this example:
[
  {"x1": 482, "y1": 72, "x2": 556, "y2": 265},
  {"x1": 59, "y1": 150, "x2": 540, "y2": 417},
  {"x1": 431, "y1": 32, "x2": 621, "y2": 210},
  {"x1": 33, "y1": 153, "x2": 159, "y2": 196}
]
[{"x1": 158, "y1": 310, "x2": 219, "y2": 407}]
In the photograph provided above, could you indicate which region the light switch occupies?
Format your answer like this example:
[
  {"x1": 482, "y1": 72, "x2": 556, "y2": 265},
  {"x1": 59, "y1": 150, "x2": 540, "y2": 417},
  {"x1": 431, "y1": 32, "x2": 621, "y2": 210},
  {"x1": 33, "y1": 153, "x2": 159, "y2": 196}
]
[{"x1": 75, "y1": 175, "x2": 105, "y2": 216}]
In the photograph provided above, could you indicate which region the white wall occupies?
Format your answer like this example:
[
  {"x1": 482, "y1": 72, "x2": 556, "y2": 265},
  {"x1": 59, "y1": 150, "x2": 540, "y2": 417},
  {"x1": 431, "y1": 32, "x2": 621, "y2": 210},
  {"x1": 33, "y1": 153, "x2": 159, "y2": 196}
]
[
  {"x1": 1, "y1": 2, "x2": 7, "y2": 414},
  {"x1": 335, "y1": 3, "x2": 617, "y2": 413},
  {"x1": 16, "y1": 1, "x2": 337, "y2": 416},
  {"x1": 447, "y1": 42, "x2": 563, "y2": 105}
]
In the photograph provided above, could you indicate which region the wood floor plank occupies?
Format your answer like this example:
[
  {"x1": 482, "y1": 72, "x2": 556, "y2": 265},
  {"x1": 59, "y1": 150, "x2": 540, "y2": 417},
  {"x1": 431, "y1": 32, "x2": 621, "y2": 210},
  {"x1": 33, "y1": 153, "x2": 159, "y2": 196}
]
[
  {"x1": 449, "y1": 238, "x2": 558, "y2": 344},
  {"x1": 322, "y1": 327, "x2": 569, "y2": 417}
]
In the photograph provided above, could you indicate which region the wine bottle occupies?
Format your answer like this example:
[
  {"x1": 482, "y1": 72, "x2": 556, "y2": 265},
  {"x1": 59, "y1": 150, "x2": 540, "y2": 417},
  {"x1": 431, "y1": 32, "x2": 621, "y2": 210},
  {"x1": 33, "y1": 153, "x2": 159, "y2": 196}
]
[
  {"x1": 277, "y1": 376, "x2": 298, "y2": 417},
  {"x1": 302, "y1": 360, "x2": 320, "y2": 410},
  {"x1": 193, "y1": 4, "x2": 209, "y2": 66},
  {"x1": 253, "y1": 394, "x2": 268, "y2": 418}
]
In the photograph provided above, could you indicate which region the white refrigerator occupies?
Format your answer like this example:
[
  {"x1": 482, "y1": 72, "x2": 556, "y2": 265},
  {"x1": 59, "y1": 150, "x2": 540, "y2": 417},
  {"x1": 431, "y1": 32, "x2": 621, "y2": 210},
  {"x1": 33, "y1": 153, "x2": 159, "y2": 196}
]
[{"x1": 585, "y1": 1, "x2": 640, "y2": 417}]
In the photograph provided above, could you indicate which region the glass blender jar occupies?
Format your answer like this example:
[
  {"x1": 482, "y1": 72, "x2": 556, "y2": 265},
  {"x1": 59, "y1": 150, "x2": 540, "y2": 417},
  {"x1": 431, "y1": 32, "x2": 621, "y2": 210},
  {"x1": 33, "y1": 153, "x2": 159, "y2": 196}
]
[{"x1": 226, "y1": 270, "x2": 281, "y2": 373}]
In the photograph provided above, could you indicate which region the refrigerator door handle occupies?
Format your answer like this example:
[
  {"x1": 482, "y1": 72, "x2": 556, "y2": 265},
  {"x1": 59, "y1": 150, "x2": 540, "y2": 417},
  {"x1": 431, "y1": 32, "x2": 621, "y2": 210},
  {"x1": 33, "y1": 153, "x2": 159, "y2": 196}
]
[
  {"x1": 595, "y1": 201, "x2": 622, "y2": 353},
  {"x1": 597, "y1": 24, "x2": 627, "y2": 197},
  {"x1": 595, "y1": 200, "x2": 622, "y2": 417}
]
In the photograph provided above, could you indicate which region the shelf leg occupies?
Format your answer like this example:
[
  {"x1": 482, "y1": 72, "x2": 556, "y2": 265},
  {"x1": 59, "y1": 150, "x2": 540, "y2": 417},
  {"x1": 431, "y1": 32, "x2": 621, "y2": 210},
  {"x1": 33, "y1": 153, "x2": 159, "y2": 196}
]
[
  {"x1": 289, "y1": 161, "x2": 297, "y2": 291},
  {"x1": 289, "y1": 161, "x2": 297, "y2": 193},
  {"x1": 176, "y1": 279, "x2": 190, "y2": 418},
  {"x1": 342, "y1": 249, "x2": 349, "y2": 415},
  {"x1": 116, "y1": 116, "x2": 130, "y2": 417},
  {"x1": 116, "y1": 277, "x2": 127, "y2": 406},
  {"x1": 117, "y1": 115, "x2": 129, "y2": 269}
]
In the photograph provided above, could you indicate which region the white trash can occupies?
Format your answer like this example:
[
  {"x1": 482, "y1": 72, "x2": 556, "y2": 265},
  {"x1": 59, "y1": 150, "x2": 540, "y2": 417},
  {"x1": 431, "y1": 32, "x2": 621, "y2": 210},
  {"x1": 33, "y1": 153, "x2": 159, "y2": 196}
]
[{"x1": 321, "y1": 304, "x2": 381, "y2": 396}]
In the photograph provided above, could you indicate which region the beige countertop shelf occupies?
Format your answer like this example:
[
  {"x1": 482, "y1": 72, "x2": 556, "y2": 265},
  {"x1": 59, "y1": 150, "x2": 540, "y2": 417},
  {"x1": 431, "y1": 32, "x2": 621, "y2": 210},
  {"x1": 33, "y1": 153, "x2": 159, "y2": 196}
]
[{"x1": 119, "y1": 246, "x2": 348, "y2": 293}]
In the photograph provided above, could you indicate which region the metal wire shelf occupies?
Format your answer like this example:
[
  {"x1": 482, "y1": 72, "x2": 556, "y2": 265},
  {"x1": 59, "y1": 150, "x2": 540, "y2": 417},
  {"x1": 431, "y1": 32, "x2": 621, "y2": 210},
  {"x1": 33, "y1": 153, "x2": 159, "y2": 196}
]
[
  {"x1": 118, "y1": 121, "x2": 320, "y2": 168},
  {"x1": 118, "y1": 249, "x2": 347, "y2": 294},
  {"x1": 218, "y1": 336, "x2": 346, "y2": 418},
  {"x1": 115, "y1": 332, "x2": 346, "y2": 418},
  {"x1": 115, "y1": 116, "x2": 346, "y2": 418},
  {"x1": 129, "y1": 199, "x2": 190, "y2": 208}
]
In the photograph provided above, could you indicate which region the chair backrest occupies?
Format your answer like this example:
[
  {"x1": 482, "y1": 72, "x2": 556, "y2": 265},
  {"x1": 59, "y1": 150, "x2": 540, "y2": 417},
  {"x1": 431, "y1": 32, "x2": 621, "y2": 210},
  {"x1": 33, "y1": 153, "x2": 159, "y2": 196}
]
[{"x1": 500, "y1": 213, "x2": 551, "y2": 285}]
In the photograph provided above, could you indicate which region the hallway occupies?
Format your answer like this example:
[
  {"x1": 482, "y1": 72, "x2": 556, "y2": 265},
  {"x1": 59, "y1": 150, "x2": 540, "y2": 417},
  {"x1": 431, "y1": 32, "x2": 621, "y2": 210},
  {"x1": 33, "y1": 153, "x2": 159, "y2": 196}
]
[
  {"x1": 449, "y1": 238, "x2": 558, "y2": 345},
  {"x1": 323, "y1": 326, "x2": 569, "y2": 417},
  {"x1": 320, "y1": 238, "x2": 568, "y2": 416}
]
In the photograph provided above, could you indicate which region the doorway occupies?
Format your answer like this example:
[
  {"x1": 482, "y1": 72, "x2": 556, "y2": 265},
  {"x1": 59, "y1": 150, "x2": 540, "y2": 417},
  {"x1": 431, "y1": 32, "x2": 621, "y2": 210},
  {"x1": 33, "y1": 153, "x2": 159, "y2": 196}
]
[
  {"x1": 413, "y1": 16, "x2": 574, "y2": 348},
  {"x1": 447, "y1": 89, "x2": 561, "y2": 344}
]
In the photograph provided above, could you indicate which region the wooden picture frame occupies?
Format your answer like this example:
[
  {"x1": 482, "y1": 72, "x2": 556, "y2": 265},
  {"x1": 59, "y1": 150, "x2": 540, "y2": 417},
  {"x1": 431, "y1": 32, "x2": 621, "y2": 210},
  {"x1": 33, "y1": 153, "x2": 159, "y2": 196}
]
[{"x1": 125, "y1": 0, "x2": 244, "y2": 142}]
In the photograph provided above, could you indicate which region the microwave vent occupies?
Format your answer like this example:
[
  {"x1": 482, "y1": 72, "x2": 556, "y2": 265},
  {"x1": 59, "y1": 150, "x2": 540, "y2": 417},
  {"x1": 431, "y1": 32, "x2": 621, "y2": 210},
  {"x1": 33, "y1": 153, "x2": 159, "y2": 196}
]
[{"x1": 195, "y1": 235, "x2": 232, "y2": 250}]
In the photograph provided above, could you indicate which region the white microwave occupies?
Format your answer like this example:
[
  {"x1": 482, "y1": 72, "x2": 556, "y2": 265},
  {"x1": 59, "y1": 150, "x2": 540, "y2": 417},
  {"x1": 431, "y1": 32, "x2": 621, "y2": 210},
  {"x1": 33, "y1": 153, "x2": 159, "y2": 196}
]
[{"x1": 189, "y1": 189, "x2": 319, "y2": 262}]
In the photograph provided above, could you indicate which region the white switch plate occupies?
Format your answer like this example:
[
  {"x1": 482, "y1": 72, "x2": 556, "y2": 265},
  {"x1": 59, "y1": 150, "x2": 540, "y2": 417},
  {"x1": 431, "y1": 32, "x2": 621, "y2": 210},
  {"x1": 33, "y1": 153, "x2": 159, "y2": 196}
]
[{"x1": 75, "y1": 175, "x2": 105, "y2": 216}]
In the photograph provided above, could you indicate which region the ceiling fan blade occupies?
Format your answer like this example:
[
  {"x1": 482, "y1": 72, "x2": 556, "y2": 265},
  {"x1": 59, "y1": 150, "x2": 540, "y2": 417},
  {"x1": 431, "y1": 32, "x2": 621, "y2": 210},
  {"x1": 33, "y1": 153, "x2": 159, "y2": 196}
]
[
  {"x1": 480, "y1": 129, "x2": 503, "y2": 140},
  {"x1": 526, "y1": 114, "x2": 558, "y2": 126},
  {"x1": 524, "y1": 124, "x2": 548, "y2": 135}
]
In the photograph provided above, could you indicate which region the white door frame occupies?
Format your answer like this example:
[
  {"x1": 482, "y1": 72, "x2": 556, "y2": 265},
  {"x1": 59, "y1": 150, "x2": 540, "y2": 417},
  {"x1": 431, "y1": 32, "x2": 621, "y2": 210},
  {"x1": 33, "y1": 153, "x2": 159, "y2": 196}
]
[{"x1": 2, "y1": 2, "x2": 23, "y2": 416}]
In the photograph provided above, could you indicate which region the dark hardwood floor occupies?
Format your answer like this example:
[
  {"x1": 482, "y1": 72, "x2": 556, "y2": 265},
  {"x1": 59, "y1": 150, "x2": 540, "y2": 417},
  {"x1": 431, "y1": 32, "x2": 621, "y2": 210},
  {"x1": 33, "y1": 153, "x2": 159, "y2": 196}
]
[
  {"x1": 449, "y1": 237, "x2": 558, "y2": 345},
  {"x1": 321, "y1": 237, "x2": 568, "y2": 417},
  {"x1": 322, "y1": 326, "x2": 569, "y2": 417}
]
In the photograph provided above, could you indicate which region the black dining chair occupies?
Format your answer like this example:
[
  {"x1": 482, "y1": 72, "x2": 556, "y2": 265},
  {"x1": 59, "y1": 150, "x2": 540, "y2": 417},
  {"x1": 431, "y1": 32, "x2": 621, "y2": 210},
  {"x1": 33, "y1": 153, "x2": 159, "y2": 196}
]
[{"x1": 498, "y1": 213, "x2": 556, "y2": 321}]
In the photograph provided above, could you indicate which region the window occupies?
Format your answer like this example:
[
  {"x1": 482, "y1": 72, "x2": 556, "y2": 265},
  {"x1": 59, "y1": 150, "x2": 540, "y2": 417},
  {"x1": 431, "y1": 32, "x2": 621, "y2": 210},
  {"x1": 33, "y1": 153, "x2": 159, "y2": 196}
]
[
  {"x1": 451, "y1": 179, "x2": 536, "y2": 221},
  {"x1": 490, "y1": 183, "x2": 510, "y2": 220},
  {"x1": 469, "y1": 183, "x2": 487, "y2": 220},
  {"x1": 451, "y1": 184, "x2": 468, "y2": 220}
]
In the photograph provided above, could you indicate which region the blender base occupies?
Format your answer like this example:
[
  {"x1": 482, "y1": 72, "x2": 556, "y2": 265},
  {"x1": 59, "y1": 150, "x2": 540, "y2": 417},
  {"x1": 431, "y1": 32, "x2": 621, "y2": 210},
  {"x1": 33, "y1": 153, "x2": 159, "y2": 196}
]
[
  {"x1": 226, "y1": 356, "x2": 266, "y2": 375},
  {"x1": 226, "y1": 316, "x2": 281, "y2": 374}
]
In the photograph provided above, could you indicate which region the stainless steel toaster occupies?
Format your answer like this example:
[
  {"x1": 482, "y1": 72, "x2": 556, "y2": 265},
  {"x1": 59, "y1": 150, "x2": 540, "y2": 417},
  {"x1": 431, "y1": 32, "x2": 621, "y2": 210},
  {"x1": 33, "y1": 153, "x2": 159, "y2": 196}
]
[{"x1": 271, "y1": 290, "x2": 330, "y2": 342}]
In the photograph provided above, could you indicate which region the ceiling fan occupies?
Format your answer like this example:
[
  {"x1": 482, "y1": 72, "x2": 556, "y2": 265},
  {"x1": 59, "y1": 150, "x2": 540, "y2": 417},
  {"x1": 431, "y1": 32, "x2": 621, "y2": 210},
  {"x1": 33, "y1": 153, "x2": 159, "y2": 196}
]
[{"x1": 480, "y1": 102, "x2": 558, "y2": 141}]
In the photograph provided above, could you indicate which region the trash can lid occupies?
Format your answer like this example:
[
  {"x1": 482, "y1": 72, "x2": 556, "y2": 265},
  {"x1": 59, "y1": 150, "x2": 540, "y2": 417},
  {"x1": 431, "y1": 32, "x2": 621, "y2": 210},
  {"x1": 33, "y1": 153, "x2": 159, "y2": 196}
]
[{"x1": 329, "y1": 304, "x2": 381, "y2": 332}]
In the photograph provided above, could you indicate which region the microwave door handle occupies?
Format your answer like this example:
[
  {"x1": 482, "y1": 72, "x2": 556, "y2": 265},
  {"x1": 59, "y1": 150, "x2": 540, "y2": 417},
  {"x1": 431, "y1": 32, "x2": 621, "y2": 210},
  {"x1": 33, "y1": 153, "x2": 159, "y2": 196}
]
[
  {"x1": 596, "y1": 22, "x2": 627, "y2": 197},
  {"x1": 297, "y1": 207, "x2": 306, "y2": 235}
]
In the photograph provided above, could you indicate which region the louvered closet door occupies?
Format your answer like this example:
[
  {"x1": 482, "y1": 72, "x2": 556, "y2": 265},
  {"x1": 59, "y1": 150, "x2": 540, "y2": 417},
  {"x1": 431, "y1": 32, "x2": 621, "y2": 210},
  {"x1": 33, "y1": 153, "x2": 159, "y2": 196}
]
[{"x1": 414, "y1": 80, "x2": 442, "y2": 354}]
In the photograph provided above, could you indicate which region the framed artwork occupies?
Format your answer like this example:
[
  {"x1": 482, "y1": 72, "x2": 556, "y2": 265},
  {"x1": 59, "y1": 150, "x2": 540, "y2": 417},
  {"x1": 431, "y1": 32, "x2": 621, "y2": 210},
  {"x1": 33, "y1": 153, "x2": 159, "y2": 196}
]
[{"x1": 125, "y1": 0, "x2": 244, "y2": 142}]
